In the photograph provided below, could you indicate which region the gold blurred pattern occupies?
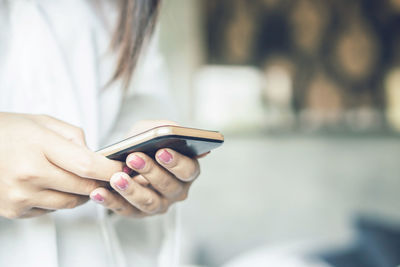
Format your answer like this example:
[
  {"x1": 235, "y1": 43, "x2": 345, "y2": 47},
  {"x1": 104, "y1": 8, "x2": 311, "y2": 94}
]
[
  {"x1": 385, "y1": 68, "x2": 400, "y2": 131},
  {"x1": 390, "y1": 0, "x2": 400, "y2": 12},
  {"x1": 203, "y1": 0, "x2": 399, "y2": 132},
  {"x1": 224, "y1": 1, "x2": 257, "y2": 63},
  {"x1": 290, "y1": 0, "x2": 329, "y2": 54},
  {"x1": 262, "y1": 0, "x2": 281, "y2": 8},
  {"x1": 334, "y1": 21, "x2": 379, "y2": 82},
  {"x1": 306, "y1": 72, "x2": 343, "y2": 117}
]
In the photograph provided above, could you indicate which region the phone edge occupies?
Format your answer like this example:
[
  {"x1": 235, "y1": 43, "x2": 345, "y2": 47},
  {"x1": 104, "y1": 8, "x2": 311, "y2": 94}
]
[{"x1": 97, "y1": 126, "x2": 224, "y2": 157}]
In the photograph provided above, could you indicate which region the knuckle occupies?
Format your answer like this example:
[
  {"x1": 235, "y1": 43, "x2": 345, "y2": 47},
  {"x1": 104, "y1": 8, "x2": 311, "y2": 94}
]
[
  {"x1": 8, "y1": 189, "x2": 29, "y2": 207},
  {"x1": 141, "y1": 195, "x2": 160, "y2": 214},
  {"x1": 15, "y1": 165, "x2": 37, "y2": 183}
]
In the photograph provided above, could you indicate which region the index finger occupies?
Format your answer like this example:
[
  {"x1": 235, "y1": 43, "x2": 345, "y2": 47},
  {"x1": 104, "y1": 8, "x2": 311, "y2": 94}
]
[{"x1": 43, "y1": 130, "x2": 123, "y2": 181}]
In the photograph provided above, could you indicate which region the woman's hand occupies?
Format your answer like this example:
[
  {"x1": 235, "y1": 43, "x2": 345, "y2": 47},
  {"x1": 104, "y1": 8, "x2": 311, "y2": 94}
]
[
  {"x1": 0, "y1": 113, "x2": 123, "y2": 219},
  {"x1": 89, "y1": 121, "x2": 203, "y2": 217}
]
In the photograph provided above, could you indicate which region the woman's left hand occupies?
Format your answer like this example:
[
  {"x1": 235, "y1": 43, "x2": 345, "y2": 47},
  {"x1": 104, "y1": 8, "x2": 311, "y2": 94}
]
[
  {"x1": 90, "y1": 149, "x2": 200, "y2": 217},
  {"x1": 89, "y1": 121, "x2": 202, "y2": 217}
]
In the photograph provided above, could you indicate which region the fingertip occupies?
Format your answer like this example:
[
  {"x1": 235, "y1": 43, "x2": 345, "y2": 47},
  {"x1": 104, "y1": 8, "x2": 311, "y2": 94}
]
[
  {"x1": 156, "y1": 148, "x2": 174, "y2": 165},
  {"x1": 90, "y1": 187, "x2": 106, "y2": 195},
  {"x1": 155, "y1": 148, "x2": 200, "y2": 182},
  {"x1": 156, "y1": 147, "x2": 174, "y2": 155},
  {"x1": 110, "y1": 172, "x2": 130, "y2": 183},
  {"x1": 126, "y1": 153, "x2": 146, "y2": 170},
  {"x1": 90, "y1": 188, "x2": 106, "y2": 203},
  {"x1": 110, "y1": 172, "x2": 131, "y2": 191}
]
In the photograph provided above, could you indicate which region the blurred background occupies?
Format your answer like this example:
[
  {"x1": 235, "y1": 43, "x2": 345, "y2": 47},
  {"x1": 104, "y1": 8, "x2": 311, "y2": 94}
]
[{"x1": 157, "y1": 0, "x2": 400, "y2": 266}]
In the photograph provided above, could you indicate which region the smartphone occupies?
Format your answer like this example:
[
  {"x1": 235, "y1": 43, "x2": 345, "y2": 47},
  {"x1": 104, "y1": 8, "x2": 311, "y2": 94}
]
[{"x1": 97, "y1": 125, "x2": 224, "y2": 161}]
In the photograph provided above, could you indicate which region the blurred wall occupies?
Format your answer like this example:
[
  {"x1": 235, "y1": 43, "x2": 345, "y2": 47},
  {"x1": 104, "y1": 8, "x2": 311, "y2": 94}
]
[
  {"x1": 157, "y1": 1, "x2": 400, "y2": 266},
  {"x1": 158, "y1": 0, "x2": 205, "y2": 124}
]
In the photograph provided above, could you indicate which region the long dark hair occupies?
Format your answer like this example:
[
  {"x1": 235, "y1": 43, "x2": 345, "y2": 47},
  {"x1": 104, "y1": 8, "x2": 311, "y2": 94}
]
[{"x1": 111, "y1": 0, "x2": 161, "y2": 87}]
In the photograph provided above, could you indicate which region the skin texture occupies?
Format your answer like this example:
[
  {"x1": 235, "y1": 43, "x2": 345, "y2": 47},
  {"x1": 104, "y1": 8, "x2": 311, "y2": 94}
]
[
  {"x1": 0, "y1": 113, "x2": 123, "y2": 219},
  {"x1": 0, "y1": 113, "x2": 201, "y2": 219},
  {"x1": 90, "y1": 120, "x2": 202, "y2": 217}
]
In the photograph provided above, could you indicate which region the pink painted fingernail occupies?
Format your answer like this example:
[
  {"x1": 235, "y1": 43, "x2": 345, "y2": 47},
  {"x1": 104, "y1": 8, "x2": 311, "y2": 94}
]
[
  {"x1": 129, "y1": 155, "x2": 145, "y2": 170},
  {"x1": 92, "y1": 193, "x2": 104, "y2": 203},
  {"x1": 158, "y1": 149, "x2": 173, "y2": 164},
  {"x1": 123, "y1": 165, "x2": 133, "y2": 175},
  {"x1": 115, "y1": 176, "x2": 129, "y2": 191}
]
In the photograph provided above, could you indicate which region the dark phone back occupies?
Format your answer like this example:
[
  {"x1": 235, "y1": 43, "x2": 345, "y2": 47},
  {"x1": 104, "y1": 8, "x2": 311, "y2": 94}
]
[{"x1": 106, "y1": 135, "x2": 223, "y2": 161}]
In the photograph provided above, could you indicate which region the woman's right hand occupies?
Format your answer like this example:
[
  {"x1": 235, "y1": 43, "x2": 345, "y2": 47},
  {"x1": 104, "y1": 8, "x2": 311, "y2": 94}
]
[{"x1": 0, "y1": 113, "x2": 123, "y2": 219}]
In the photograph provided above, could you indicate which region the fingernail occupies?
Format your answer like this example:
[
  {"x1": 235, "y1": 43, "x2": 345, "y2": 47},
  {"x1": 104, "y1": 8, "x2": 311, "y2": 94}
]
[
  {"x1": 92, "y1": 193, "x2": 104, "y2": 203},
  {"x1": 123, "y1": 165, "x2": 133, "y2": 176},
  {"x1": 129, "y1": 155, "x2": 145, "y2": 170},
  {"x1": 115, "y1": 176, "x2": 129, "y2": 191},
  {"x1": 158, "y1": 149, "x2": 173, "y2": 164}
]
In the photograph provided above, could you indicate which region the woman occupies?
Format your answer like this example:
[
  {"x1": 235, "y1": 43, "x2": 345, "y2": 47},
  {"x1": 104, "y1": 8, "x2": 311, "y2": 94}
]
[{"x1": 0, "y1": 0, "x2": 199, "y2": 266}]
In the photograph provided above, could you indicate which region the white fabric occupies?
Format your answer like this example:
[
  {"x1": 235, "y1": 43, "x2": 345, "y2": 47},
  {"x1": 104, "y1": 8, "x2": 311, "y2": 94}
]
[{"x1": 0, "y1": 0, "x2": 178, "y2": 266}]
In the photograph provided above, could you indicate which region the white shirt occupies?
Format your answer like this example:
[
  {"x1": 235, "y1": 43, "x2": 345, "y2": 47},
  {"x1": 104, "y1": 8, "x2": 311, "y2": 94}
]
[{"x1": 0, "y1": 0, "x2": 178, "y2": 266}]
